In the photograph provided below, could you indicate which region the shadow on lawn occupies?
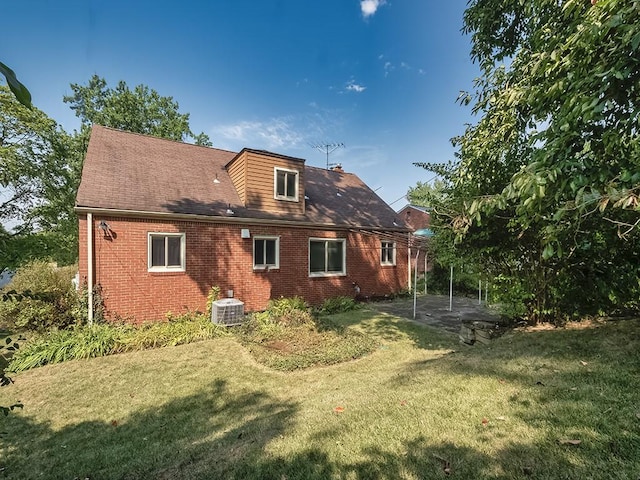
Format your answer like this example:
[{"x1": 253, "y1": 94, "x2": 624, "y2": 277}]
[
  {"x1": 0, "y1": 379, "x2": 298, "y2": 479},
  {"x1": 390, "y1": 321, "x2": 640, "y2": 479}
]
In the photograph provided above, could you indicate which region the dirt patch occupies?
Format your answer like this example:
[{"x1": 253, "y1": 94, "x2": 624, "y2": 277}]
[{"x1": 264, "y1": 340, "x2": 292, "y2": 352}]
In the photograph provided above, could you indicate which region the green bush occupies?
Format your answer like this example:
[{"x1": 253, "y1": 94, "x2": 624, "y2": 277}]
[
  {"x1": 264, "y1": 296, "x2": 313, "y2": 327},
  {"x1": 316, "y1": 296, "x2": 361, "y2": 315},
  {"x1": 0, "y1": 261, "x2": 79, "y2": 331}
]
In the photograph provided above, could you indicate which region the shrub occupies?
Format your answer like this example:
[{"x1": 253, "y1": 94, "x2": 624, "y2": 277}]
[
  {"x1": 265, "y1": 296, "x2": 313, "y2": 327},
  {"x1": 0, "y1": 261, "x2": 78, "y2": 331},
  {"x1": 205, "y1": 286, "x2": 221, "y2": 320},
  {"x1": 70, "y1": 283, "x2": 105, "y2": 325},
  {"x1": 316, "y1": 296, "x2": 361, "y2": 315}
]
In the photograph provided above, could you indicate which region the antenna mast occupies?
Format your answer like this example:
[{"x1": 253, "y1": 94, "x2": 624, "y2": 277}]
[{"x1": 310, "y1": 142, "x2": 345, "y2": 169}]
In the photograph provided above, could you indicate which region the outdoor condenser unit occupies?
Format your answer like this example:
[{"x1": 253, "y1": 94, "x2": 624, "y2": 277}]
[{"x1": 211, "y1": 298, "x2": 244, "y2": 326}]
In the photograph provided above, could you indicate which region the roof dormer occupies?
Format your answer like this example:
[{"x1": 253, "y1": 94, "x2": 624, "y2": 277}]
[{"x1": 226, "y1": 148, "x2": 305, "y2": 215}]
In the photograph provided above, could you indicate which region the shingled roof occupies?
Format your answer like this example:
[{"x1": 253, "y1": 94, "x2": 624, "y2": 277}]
[{"x1": 76, "y1": 125, "x2": 408, "y2": 231}]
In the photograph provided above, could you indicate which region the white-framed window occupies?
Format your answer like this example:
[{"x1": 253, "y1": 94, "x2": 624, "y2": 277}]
[
  {"x1": 274, "y1": 167, "x2": 299, "y2": 201},
  {"x1": 309, "y1": 238, "x2": 346, "y2": 277},
  {"x1": 254, "y1": 236, "x2": 279, "y2": 269},
  {"x1": 381, "y1": 240, "x2": 396, "y2": 266},
  {"x1": 148, "y1": 233, "x2": 185, "y2": 271}
]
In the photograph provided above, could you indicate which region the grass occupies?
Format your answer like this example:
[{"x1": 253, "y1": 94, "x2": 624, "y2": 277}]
[{"x1": 0, "y1": 308, "x2": 639, "y2": 479}]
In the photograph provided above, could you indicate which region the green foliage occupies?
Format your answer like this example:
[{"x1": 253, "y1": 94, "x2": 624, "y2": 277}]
[
  {"x1": 64, "y1": 75, "x2": 212, "y2": 144},
  {"x1": 0, "y1": 333, "x2": 24, "y2": 417},
  {"x1": 0, "y1": 86, "x2": 83, "y2": 269},
  {"x1": 414, "y1": 0, "x2": 640, "y2": 322},
  {"x1": 0, "y1": 261, "x2": 78, "y2": 331},
  {"x1": 0, "y1": 61, "x2": 31, "y2": 108},
  {"x1": 205, "y1": 285, "x2": 221, "y2": 320},
  {"x1": 265, "y1": 296, "x2": 313, "y2": 327},
  {"x1": 236, "y1": 297, "x2": 376, "y2": 371},
  {"x1": 8, "y1": 314, "x2": 228, "y2": 372},
  {"x1": 316, "y1": 296, "x2": 361, "y2": 315},
  {"x1": 70, "y1": 283, "x2": 105, "y2": 325}
]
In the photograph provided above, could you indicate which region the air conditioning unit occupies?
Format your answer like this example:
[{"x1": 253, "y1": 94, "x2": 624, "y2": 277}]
[{"x1": 211, "y1": 298, "x2": 244, "y2": 325}]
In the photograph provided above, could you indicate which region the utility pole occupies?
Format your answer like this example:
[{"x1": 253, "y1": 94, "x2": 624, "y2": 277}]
[{"x1": 310, "y1": 142, "x2": 344, "y2": 169}]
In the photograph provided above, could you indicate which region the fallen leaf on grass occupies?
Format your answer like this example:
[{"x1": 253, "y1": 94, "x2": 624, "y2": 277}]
[
  {"x1": 495, "y1": 416, "x2": 506, "y2": 421},
  {"x1": 400, "y1": 400, "x2": 407, "y2": 406},
  {"x1": 481, "y1": 418, "x2": 489, "y2": 426},
  {"x1": 635, "y1": 412, "x2": 640, "y2": 420},
  {"x1": 580, "y1": 361, "x2": 588, "y2": 366},
  {"x1": 333, "y1": 406, "x2": 345, "y2": 413},
  {"x1": 111, "y1": 420, "x2": 118, "y2": 427},
  {"x1": 558, "y1": 439, "x2": 581, "y2": 446}
]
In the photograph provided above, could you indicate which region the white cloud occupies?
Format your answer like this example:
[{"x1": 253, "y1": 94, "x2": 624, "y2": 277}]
[
  {"x1": 345, "y1": 80, "x2": 366, "y2": 93},
  {"x1": 212, "y1": 108, "x2": 347, "y2": 154},
  {"x1": 360, "y1": 0, "x2": 386, "y2": 18},
  {"x1": 213, "y1": 118, "x2": 305, "y2": 150}
]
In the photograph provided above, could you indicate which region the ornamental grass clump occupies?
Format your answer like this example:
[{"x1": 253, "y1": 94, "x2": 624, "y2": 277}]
[{"x1": 8, "y1": 313, "x2": 228, "y2": 372}]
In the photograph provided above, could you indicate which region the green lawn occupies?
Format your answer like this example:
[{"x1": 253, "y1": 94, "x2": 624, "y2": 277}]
[{"x1": 1, "y1": 309, "x2": 639, "y2": 479}]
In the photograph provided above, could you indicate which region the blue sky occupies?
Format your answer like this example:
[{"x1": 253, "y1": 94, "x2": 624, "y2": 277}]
[{"x1": 3, "y1": 0, "x2": 479, "y2": 208}]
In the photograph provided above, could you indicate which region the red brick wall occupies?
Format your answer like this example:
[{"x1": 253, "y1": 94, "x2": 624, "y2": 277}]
[{"x1": 78, "y1": 214, "x2": 409, "y2": 322}]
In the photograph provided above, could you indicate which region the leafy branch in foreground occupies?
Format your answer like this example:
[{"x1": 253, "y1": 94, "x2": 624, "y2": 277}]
[
  {"x1": 0, "y1": 61, "x2": 31, "y2": 108},
  {"x1": 413, "y1": 0, "x2": 640, "y2": 322}
]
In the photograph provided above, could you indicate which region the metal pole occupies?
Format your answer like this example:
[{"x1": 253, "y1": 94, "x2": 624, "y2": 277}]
[
  {"x1": 449, "y1": 264, "x2": 453, "y2": 312},
  {"x1": 479, "y1": 279, "x2": 482, "y2": 305},
  {"x1": 413, "y1": 249, "x2": 420, "y2": 319},
  {"x1": 423, "y1": 254, "x2": 427, "y2": 295},
  {"x1": 485, "y1": 279, "x2": 489, "y2": 304}
]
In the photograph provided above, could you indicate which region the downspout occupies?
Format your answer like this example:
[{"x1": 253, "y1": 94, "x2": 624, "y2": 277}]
[
  {"x1": 407, "y1": 232, "x2": 412, "y2": 291},
  {"x1": 87, "y1": 213, "x2": 94, "y2": 325}
]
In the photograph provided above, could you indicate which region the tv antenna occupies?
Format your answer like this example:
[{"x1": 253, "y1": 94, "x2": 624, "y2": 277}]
[{"x1": 310, "y1": 142, "x2": 345, "y2": 170}]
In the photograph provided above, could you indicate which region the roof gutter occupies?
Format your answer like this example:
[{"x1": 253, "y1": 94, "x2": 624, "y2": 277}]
[{"x1": 74, "y1": 206, "x2": 411, "y2": 233}]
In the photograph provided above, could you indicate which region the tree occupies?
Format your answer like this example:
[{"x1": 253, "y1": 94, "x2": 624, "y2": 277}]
[
  {"x1": 0, "y1": 86, "x2": 75, "y2": 270},
  {"x1": 416, "y1": 0, "x2": 640, "y2": 322},
  {"x1": 63, "y1": 75, "x2": 212, "y2": 145}
]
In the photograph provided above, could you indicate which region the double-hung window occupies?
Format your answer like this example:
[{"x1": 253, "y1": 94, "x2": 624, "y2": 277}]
[
  {"x1": 274, "y1": 167, "x2": 298, "y2": 201},
  {"x1": 381, "y1": 241, "x2": 396, "y2": 266},
  {"x1": 254, "y1": 236, "x2": 279, "y2": 269},
  {"x1": 309, "y1": 238, "x2": 346, "y2": 276},
  {"x1": 148, "y1": 233, "x2": 185, "y2": 271}
]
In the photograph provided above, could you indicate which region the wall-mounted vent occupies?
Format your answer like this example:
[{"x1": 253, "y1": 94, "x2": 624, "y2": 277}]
[{"x1": 211, "y1": 298, "x2": 244, "y2": 326}]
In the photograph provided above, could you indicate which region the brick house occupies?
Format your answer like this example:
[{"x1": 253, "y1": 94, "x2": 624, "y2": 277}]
[
  {"x1": 397, "y1": 204, "x2": 433, "y2": 276},
  {"x1": 75, "y1": 125, "x2": 410, "y2": 322}
]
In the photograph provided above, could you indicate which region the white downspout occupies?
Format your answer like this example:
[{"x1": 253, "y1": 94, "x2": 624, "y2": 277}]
[
  {"x1": 407, "y1": 233, "x2": 412, "y2": 291},
  {"x1": 87, "y1": 213, "x2": 94, "y2": 325}
]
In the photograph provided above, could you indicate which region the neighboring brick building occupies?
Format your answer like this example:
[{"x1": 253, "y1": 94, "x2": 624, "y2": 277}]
[
  {"x1": 76, "y1": 125, "x2": 410, "y2": 322},
  {"x1": 397, "y1": 204, "x2": 433, "y2": 276}
]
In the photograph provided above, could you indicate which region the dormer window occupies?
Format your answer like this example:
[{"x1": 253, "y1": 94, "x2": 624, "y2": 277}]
[{"x1": 274, "y1": 167, "x2": 299, "y2": 202}]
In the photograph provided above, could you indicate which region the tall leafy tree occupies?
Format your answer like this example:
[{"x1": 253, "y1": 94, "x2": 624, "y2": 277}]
[
  {"x1": 0, "y1": 86, "x2": 78, "y2": 270},
  {"x1": 64, "y1": 75, "x2": 212, "y2": 145},
  {"x1": 416, "y1": 0, "x2": 640, "y2": 322}
]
